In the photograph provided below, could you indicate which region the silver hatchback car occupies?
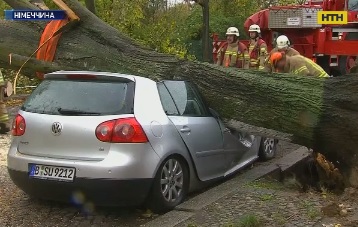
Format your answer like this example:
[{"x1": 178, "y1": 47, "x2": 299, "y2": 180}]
[{"x1": 7, "y1": 71, "x2": 277, "y2": 213}]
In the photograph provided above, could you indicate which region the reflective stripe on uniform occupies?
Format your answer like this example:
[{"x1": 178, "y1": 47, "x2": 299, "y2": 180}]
[
  {"x1": 304, "y1": 58, "x2": 329, "y2": 77},
  {"x1": 260, "y1": 47, "x2": 267, "y2": 54},
  {"x1": 0, "y1": 103, "x2": 9, "y2": 123},
  {"x1": 224, "y1": 48, "x2": 246, "y2": 67},
  {"x1": 311, "y1": 63, "x2": 329, "y2": 77},
  {"x1": 225, "y1": 50, "x2": 238, "y2": 56},
  {"x1": 250, "y1": 59, "x2": 259, "y2": 64},
  {"x1": 0, "y1": 71, "x2": 9, "y2": 124},
  {"x1": 0, "y1": 74, "x2": 4, "y2": 86},
  {"x1": 318, "y1": 72, "x2": 329, "y2": 78},
  {"x1": 0, "y1": 114, "x2": 9, "y2": 123},
  {"x1": 292, "y1": 66, "x2": 308, "y2": 75}
]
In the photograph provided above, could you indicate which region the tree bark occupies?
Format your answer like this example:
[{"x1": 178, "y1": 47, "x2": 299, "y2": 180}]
[
  {"x1": 1, "y1": 0, "x2": 358, "y2": 187},
  {"x1": 201, "y1": 0, "x2": 210, "y2": 62},
  {"x1": 9, "y1": 53, "x2": 78, "y2": 73},
  {"x1": 29, "y1": 0, "x2": 49, "y2": 10}
]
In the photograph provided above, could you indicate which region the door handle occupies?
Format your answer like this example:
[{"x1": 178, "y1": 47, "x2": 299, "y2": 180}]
[{"x1": 180, "y1": 127, "x2": 191, "y2": 133}]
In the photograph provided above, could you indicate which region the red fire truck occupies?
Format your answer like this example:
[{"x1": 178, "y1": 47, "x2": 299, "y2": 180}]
[{"x1": 212, "y1": 0, "x2": 358, "y2": 76}]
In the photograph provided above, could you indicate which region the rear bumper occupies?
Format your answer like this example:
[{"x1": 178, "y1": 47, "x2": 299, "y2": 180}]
[
  {"x1": 7, "y1": 140, "x2": 161, "y2": 179},
  {"x1": 8, "y1": 168, "x2": 153, "y2": 207}
]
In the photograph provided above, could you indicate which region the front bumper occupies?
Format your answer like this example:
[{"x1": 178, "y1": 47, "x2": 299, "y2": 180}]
[{"x1": 8, "y1": 168, "x2": 153, "y2": 206}]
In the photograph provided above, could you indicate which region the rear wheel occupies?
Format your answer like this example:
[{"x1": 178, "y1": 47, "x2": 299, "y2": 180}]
[
  {"x1": 147, "y1": 156, "x2": 189, "y2": 214},
  {"x1": 259, "y1": 137, "x2": 277, "y2": 161}
]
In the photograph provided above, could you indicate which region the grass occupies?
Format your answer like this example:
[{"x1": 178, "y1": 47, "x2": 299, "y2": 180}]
[
  {"x1": 245, "y1": 178, "x2": 284, "y2": 190},
  {"x1": 282, "y1": 175, "x2": 304, "y2": 190},
  {"x1": 271, "y1": 212, "x2": 286, "y2": 225},
  {"x1": 224, "y1": 214, "x2": 262, "y2": 227},
  {"x1": 319, "y1": 186, "x2": 335, "y2": 199},
  {"x1": 237, "y1": 214, "x2": 262, "y2": 227},
  {"x1": 259, "y1": 193, "x2": 275, "y2": 201},
  {"x1": 300, "y1": 200, "x2": 320, "y2": 220},
  {"x1": 187, "y1": 224, "x2": 198, "y2": 227}
]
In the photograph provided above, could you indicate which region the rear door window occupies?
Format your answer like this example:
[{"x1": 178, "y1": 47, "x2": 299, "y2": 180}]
[
  {"x1": 349, "y1": 0, "x2": 358, "y2": 11},
  {"x1": 21, "y1": 79, "x2": 135, "y2": 116},
  {"x1": 157, "y1": 81, "x2": 210, "y2": 117},
  {"x1": 157, "y1": 83, "x2": 179, "y2": 115}
]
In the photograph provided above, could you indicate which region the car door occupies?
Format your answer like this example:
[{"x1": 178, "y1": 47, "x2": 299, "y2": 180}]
[{"x1": 157, "y1": 81, "x2": 228, "y2": 181}]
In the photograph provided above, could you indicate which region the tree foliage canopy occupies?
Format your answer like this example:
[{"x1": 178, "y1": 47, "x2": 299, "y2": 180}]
[{"x1": 0, "y1": 0, "x2": 304, "y2": 62}]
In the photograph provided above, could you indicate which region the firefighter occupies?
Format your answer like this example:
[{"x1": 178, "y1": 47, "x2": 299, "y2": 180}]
[
  {"x1": 247, "y1": 24, "x2": 268, "y2": 70},
  {"x1": 263, "y1": 35, "x2": 300, "y2": 72},
  {"x1": 216, "y1": 27, "x2": 250, "y2": 69},
  {"x1": 270, "y1": 52, "x2": 329, "y2": 77},
  {"x1": 0, "y1": 71, "x2": 10, "y2": 134}
]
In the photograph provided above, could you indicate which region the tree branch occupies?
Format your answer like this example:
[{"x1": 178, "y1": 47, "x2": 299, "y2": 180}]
[{"x1": 29, "y1": 0, "x2": 49, "y2": 10}]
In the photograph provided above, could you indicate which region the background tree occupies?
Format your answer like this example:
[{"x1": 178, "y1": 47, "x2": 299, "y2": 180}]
[
  {"x1": 192, "y1": 0, "x2": 210, "y2": 62},
  {"x1": 84, "y1": 0, "x2": 95, "y2": 14}
]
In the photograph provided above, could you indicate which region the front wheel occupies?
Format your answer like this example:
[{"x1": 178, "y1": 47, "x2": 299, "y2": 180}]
[
  {"x1": 259, "y1": 137, "x2": 277, "y2": 161},
  {"x1": 147, "y1": 156, "x2": 189, "y2": 214}
]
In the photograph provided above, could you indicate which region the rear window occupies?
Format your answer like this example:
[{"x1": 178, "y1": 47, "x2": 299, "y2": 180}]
[{"x1": 21, "y1": 79, "x2": 135, "y2": 116}]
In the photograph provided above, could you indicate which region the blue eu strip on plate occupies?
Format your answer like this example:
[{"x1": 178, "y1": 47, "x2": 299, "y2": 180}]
[{"x1": 29, "y1": 164, "x2": 36, "y2": 176}]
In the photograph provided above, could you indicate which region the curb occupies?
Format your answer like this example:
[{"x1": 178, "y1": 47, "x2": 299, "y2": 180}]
[{"x1": 142, "y1": 146, "x2": 311, "y2": 227}]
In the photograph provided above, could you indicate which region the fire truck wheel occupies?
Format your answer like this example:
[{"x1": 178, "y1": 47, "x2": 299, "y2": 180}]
[
  {"x1": 339, "y1": 55, "x2": 357, "y2": 75},
  {"x1": 338, "y1": 33, "x2": 358, "y2": 75}
]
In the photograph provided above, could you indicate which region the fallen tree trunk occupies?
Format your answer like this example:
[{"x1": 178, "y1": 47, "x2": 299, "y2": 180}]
[{"x1": 1, "y1": 0, "x2": 358, "y2": 187}]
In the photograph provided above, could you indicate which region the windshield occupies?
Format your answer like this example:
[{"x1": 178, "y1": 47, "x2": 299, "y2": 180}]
[
  {"x1": 21, "y1": 79, "x2": 135, "y2": 116},
  {"x1": 349, "y1": 0, "x2": 358, "y2": 11}
]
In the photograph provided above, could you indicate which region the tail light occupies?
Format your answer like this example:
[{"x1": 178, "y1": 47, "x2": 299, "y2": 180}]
[
  {"x1": 95, "y1": 117, "x2": 148, "y2": 143},
  {"x1": 12, "y1": 114, "x2": 26, "y2": 136}
]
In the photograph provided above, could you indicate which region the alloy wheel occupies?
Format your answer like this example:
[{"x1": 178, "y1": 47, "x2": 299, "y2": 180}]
[
  {"x1": 264, "y1": 138, "x2": 275, "y2": 155},
  {"x1": 160, "y1": 158, "x2": 184, "y2": 203}
]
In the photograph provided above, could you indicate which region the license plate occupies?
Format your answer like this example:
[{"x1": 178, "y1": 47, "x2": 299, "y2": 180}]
[{"x1": 29, "y1": 164, "x2": 75, "y2": 182}]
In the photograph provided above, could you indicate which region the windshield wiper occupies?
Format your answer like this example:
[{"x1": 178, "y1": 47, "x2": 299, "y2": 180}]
[{"x1": 57, "y1": 108, "x2": 101, "y2": 116}]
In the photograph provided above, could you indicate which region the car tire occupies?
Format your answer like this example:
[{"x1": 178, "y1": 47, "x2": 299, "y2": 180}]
[
  {"x1": 259, "y1": 137, "x2": 277, "y2": 161},
  {"x1": 147, "y1": 155, "x2": 189, "y2": 214}
]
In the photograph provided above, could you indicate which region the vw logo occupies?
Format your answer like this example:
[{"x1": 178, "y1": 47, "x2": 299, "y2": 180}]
[{"x1": 51, "y1": 122, "x2": 62, "y2": 135}]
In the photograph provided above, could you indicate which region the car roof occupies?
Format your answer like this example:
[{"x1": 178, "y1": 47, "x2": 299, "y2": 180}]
[
  {"x1": 44, "y1": 71, "x2": 152, "y2": 83},
  {"x1": 44, "y1": 71, "x2": 195, "y2": 87}
]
